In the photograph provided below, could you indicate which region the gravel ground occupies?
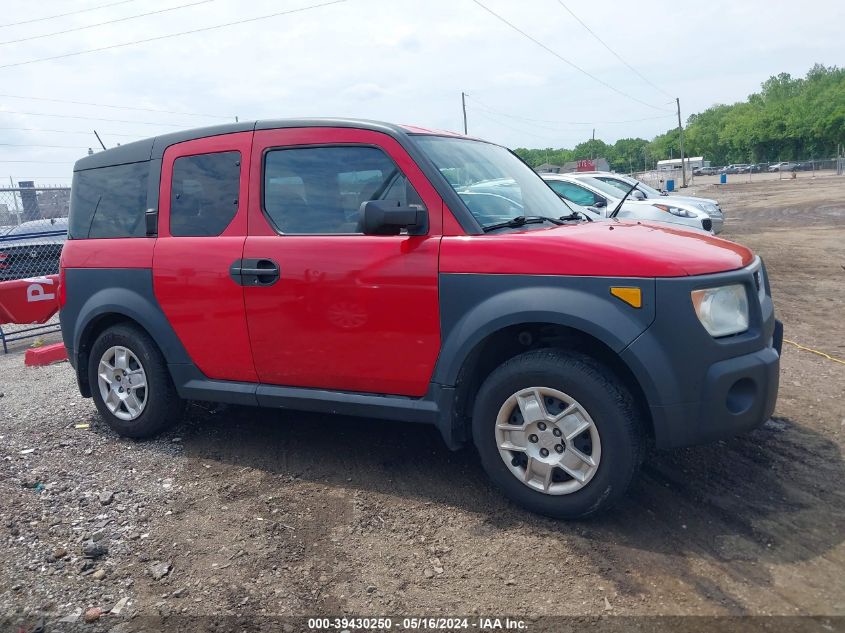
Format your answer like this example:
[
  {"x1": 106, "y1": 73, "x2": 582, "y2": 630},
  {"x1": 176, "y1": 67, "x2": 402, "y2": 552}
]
[{"x1": 1, "y1": 176, "x2": 843, "y2": 632}]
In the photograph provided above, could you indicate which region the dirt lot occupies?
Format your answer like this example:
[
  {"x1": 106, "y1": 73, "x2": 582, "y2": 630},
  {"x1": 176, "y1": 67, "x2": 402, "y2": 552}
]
[{"x1": 1, "y1": 175, "x2": 844, "y2": 630}]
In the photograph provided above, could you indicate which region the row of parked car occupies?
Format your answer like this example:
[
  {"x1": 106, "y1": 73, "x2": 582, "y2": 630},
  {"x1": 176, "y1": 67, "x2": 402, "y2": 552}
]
[
  {"x1": 694, "y1": 161, "x2": 819, "y2": 176},
  {"x1": 482, "y1": 170, "x2": 724, "y2": 234}
]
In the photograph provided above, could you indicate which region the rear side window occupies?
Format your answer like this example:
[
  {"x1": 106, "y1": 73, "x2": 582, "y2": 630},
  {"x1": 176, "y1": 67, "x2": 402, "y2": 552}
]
[
  {"x1": 69, "y1": 162, "x2": 149, "y2": 239},
  {"x1": 170, "y1": 151, "x2": 240, "y2": 237}
]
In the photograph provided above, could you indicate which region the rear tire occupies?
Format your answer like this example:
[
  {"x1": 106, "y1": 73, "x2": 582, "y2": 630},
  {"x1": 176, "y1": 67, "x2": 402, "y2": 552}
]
[
  {"x1": 472, "y1": 349, "x2": 643, "y2": 519},
  {"x1": 88, "y1": 323, "x2": 182, "y2": 438}
]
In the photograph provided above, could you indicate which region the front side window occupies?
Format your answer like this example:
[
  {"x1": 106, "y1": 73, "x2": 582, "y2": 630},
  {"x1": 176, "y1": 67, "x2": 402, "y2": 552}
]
[
  {"x1": 170, "y1": 151, "x2": 241, "y2": 237},
  {"x1": 545, "y1": 180, "x2": 598, "y2": 207},
  {"x1": 263, "y1": 145, "x2": 420, "y2": 234},
  {"x1": 69, "y1": 162, "x2": 148, "y2": 239},
  {"x1": 415, "y1": 136, "x2": 571, "y2": 229}
]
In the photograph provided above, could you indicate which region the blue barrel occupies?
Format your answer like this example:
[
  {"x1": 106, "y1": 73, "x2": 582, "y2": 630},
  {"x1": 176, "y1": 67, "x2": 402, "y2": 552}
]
[
  {"x1": 720, "y1": 173, "x2": 727, "y2": 184},
  {"x1": 666, "y1": 179, "x2": 675, "y2": 192}
]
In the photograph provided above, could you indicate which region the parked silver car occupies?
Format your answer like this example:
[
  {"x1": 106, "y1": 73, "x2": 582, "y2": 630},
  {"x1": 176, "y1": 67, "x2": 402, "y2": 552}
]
[
  {"x1": 580, "y1": 171, "x2": 724, "y2": 233},
  {"x1": 768, "y1": 161, "x2": 798, "y2": 172},
  {"x1": 541, "y1": 174, "x2": 715, "y2": 234}
]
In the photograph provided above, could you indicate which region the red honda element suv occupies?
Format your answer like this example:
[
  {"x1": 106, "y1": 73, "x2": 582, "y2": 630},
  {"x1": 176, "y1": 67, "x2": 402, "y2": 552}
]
[{"x1": 59, "y1": 119, "x2": 782, "y2": 519}]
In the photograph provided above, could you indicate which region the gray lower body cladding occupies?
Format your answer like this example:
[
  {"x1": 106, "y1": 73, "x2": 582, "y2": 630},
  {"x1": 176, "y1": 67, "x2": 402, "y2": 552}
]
[{"x1": 59, "y1": 265, "x2": 779, "y2": 450}]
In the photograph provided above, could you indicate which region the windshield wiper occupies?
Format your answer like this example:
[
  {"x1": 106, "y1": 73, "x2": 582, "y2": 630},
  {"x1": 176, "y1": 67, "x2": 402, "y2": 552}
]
[
  {"x1": 482, "y1": 215, "x2": 563, "y2": 232},
  {"x1": 559, "y1": 210, "x2": 593, "y2": 222},
  {"x1": 609, "y1": 182, "x2": 639, "y2": 218},
  {"x1": 553, "y1": 192, "x2": 592, "y2": 222}
]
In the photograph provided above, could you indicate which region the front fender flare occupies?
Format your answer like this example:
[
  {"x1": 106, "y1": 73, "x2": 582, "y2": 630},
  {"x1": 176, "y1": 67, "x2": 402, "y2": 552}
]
[{"x1": 433, "y1": 274, "x2": 656, "y2": 386}]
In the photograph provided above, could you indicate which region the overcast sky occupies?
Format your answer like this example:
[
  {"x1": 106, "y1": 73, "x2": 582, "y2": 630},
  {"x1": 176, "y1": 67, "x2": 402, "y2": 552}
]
[{"x1": 1, "y1": 0, "x2": 842, "y2": 184}]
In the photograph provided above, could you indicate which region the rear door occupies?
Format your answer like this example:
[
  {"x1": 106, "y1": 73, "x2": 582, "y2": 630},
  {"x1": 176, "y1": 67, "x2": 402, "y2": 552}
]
[
  {"x1": 242, "y1": 127, "x2": 442, "y2": 397},
  {"x1": 152, "y1": 132, "x2": 257, "y2": 382}
]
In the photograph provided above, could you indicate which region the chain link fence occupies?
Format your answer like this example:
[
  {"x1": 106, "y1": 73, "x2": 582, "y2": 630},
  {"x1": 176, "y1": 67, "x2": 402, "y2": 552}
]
[
  {"x1": 1, "y1": 186, "x2": 69, "y2": 282},
  {"x1": 631, "y1": 157, "x2": 845, "y2": 190},
  {"x1": 0, "y1": 185, "x2": 68, "y2": 351}
]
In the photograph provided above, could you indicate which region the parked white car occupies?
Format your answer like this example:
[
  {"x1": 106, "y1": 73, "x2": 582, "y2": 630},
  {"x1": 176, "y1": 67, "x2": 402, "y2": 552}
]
[
  {"x1": 541, "y1": 174, "x2": 716, "y2": 234},
  {"x1": 579, "y1": 171, "x2": 724, "y2": 233}
]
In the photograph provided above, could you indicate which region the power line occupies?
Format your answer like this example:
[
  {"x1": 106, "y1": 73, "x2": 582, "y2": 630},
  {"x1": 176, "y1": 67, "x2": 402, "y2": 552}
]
[
  {"x1": 0, "y1": 93, "x2": 230, "y2": 119},
  {"x1": 0, "y1": 127, "x2": 140, "y2": 138},
  {"x1": 1, "y1": 0, "x2": 139, "y2": 29},
  {"x1": 0, "y1": 0, "x2": 216, "y2": 47},
  {"x1": 470, "y1": 0, "x2": 672, "y2": 113},
  {"x1": 555, "y1": 1, "x2": 673, "y2": 99},
  {"x1": 0, "y1": 0, "x2": 348, "y2": 70},
  {"x1": 0, "y1": 143, "x2": 89, "y2": 149},
  {"x1": 0, "y1": 109, "x2": 189, "y2": 126},
  {"x1": 470, "y1": 108, "x2": 581, "y2": 145},
  {"x1": 467, "y1": 95, "x2": 675, "y2": 127}
]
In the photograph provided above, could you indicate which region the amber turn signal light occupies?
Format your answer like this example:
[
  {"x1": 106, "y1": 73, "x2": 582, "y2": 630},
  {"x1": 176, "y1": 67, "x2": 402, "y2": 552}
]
[{"x1": 610, "y1": 286, "x2": 642, "y2": 308}]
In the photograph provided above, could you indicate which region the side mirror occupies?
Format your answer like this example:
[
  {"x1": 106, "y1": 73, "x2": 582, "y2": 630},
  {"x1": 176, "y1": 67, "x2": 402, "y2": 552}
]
[
  {"x1": 593, "y1": 198, "x2": 606, "y2": 208},
  {"x1": 631, "y1": 190, "x2": 646, "y2": 201},
  {"x1": 360, "y1": 200, "x2": 427, "y2": 236}
]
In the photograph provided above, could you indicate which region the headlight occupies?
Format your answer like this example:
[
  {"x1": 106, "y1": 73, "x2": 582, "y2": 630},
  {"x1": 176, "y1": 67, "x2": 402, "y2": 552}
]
[
  {"x1": 654, "y1": 203, "x2": 697, "y2": 218},
  {"x1": 691, "y1": 284, "x2": 749, "y2": 337}
]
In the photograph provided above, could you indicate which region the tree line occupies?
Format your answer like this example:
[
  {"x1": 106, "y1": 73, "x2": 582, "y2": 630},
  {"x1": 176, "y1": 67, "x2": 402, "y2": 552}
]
[{"x1": 514, "y1": 64, "x2": 845, "y2": 172}]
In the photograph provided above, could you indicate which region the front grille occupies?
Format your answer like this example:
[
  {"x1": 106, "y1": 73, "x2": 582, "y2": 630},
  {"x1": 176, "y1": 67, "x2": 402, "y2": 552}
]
[{"x1": 701, "y1": 218, "x2": 713, "y2": 231}]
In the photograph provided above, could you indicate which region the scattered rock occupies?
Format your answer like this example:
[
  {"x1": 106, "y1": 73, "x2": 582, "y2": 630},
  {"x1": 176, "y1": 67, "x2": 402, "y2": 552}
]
[
  {"x1": 82, "y1": 540, "x2": 108, "y2": 559},
  {"x1": 53, "y1": 547, "x2": 68, "y2": 559},
  {"x1": 92, "y1": 527, "x2": 108, "y2": 542},
  {"x1": 84, "y1": 607, "x2": 103, "y2": 623},
  {"x1": 92, "y1": 569, "x2": 107, "y2": 580},
  {"x1": 150, "y1": 560, "x2": 172, "y2": 581},
  {"x1": 504, "y1": 578, "x2": 516, "y2": 586},
  {"x1": 423, "y1": 568, "x2": 434, "y2": 579},
  {"x1": 604, "y1": 596, "x2": 613, "y2": 611},
  {"x1": 100, "y1": 490, "x2": 115, "y2": 505},
  {"x1": 714, "y1": 534, "x2": 760, "y2": 561},
  {"x1": 111, "y1": 596, "x2": 130, "y2": 616},
  {"x1": 58, "y1": 609, "x2": 82, "y2": 623},
  {"x1": 172, "y1": 587, "x2": 188, "y2": 598},
  {"x1": 366, "y1": 585, "x2": 377, "y2": 593}
]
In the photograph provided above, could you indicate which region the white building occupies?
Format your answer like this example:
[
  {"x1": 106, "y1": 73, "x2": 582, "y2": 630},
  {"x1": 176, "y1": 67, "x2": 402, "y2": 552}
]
[{"x1": 656, "y1": 156, "x2": 708, "y2": 171}]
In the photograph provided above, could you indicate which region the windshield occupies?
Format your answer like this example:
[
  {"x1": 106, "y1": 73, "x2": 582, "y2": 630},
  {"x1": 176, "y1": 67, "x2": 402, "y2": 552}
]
[
  {"x1": 415, "y1": 136, "x2": 574, "y2": 229},
  {"x1": 597, "y1": 175, "x2": 662, "y2": 198}
]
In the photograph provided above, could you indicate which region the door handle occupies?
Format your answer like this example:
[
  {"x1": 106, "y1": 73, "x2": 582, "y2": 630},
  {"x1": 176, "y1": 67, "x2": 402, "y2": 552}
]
[{"x1": 230, "y1": 258, "x2": 280, "y2": 286}]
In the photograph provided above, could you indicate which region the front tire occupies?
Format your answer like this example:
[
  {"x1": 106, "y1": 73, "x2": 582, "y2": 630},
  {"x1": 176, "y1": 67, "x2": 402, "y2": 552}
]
[
  {"x1": 472, "y1": 349, "x2": 643, "y2": 519},
  {"x1": 88, "y1": 323, "x2": 182, "y2": 438}
]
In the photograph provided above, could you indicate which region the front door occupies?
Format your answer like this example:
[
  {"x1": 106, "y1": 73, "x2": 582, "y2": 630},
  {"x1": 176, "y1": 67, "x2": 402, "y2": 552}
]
[
  {"x1": 242, "y1": 128, "x2": 442, "y2": 397},
  {"x1": 153, "y1": 132, "x2": 257, "y2": 383}
]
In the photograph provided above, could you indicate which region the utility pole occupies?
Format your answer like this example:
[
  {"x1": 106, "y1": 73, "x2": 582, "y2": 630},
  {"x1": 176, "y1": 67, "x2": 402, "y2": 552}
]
[
  {"x1": 676, "y1": 97, "x2": 687, "y2": 187},
  {"x1": 461, "y1": 92, "x2": 468, "y2": 135}
]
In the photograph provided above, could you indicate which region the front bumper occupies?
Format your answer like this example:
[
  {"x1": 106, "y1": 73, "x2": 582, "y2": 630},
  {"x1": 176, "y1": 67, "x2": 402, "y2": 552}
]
[
  {"x1": 709, "y1": 215, "x2": 724, "y2": 233},
  {"x1": 621, "y1": 258, "x2": 781, "y2": 449}
]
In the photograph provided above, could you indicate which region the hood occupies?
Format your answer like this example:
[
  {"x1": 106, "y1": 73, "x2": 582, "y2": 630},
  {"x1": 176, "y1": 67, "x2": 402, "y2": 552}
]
[
  {"x1": 440, "y1": 220, "x2": 753, "y2": 277},
  {"x1": 669, "y1": 195, "x2": 719, "y2": 207}
]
